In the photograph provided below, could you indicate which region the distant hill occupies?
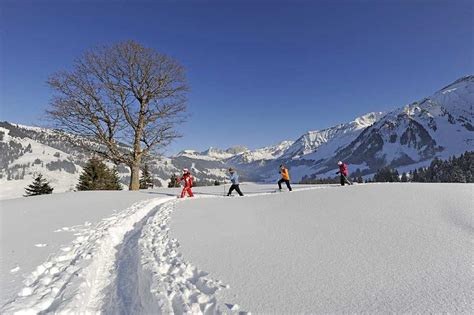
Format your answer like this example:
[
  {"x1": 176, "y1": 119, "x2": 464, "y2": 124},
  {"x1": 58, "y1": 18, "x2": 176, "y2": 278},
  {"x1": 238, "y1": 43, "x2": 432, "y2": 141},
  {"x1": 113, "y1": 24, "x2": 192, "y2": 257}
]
[{"x1": 1, "y1": 76, "x2": 472, "y2": 199}]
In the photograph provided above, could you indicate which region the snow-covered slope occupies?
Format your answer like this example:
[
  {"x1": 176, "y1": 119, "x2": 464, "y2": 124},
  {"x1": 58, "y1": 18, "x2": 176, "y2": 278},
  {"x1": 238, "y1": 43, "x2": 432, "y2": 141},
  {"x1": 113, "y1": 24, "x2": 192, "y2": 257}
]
[
  {"x1": 2, "y1": 183, "x2": 471, "y2": 313},
  {"x1": 172, "y1": 77, "x2": 472, "y2": 182},
  {"x1": 172, "y1": 183, "x2": 472, "y2": 313},
  {"x1": 1, "y1": 76, "x2": 472, "y2": 197},
  {"x1": 281, "y1": 112, "x2": 382, "y2": 160},
  {"x1": 0, "y1": 123, "x2": 83, "y2": 199},
  {"x1": 0, "y1": 190, "x2": 163, "y2": 307},
  {"x1": 0, "y1": 184, "x2": 291, "y2": 313},
  {"x1": 0, "y1": 123, "x2": 229, "y2": 200},
  {"x1": 228, "y1": 141, "x2": 294, "y2": 164},
  {"x1": 327, "y1": 76, "x2": 474, "y2": 176}
]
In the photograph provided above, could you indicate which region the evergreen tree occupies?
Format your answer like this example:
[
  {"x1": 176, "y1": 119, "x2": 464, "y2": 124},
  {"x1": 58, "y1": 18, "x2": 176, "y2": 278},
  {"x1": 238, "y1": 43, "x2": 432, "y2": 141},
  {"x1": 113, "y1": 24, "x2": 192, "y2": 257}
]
[
  {"x1": 450, "y1": 166, "x2": 466, "y2": 183},
  {"x1": 139, "y1": 164, "x2": 154, "y2": 189},
  {"x1": 373, "y1": 167, "x2": 400, "y2": 182},
  {"x1": 109, "y1": 167, "x2": 123, "y2": 190},
  {"x1": 24, "y1": 174, "x2": 54, "y2": 197},
  {"x1": 77, "y1": 157, "x2": 122, "y2": 191},
  {"x1": 401, "y1": 172, "x2": 408, "y2": 182},
  {"x1": 168, "y1": 174, "x2": 180, "y2": 188},
  {"x1": 408, "y1": 151, "x2": 473, "y2": 183}
]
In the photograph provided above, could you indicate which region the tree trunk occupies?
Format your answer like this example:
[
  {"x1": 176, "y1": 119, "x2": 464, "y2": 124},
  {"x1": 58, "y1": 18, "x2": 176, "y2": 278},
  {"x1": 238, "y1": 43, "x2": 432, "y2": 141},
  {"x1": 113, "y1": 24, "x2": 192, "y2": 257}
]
[
  {"x1": 129, "y1": 162, "x2": 141, "y2": 190},
  {"x1": 130, "y1": 120, "x2": 144, "y2": 191}
]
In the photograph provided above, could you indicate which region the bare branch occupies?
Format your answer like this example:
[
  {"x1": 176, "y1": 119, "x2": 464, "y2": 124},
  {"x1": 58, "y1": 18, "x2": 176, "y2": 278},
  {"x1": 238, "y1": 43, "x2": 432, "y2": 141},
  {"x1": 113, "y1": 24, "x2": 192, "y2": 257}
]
[{"x1": 46, "y1": 40, "x2": 188, "y2": 190}]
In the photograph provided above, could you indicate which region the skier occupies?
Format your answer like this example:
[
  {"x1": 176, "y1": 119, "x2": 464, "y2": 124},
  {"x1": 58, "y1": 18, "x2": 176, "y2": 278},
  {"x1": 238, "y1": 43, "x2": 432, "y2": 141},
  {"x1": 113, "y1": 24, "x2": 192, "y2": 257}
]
[
  {"x1": 227, "y1": 168, "x2": 244, "y2": 196},
  {"x1": 278, "y1": 164, "x2": 292, "y2": 191},
  {"x1": 336, "y1": 161, "x2": 351, "y2": 186},
  {"x1": 177, "y1": 168, "x2": 194, "y2": 198}
]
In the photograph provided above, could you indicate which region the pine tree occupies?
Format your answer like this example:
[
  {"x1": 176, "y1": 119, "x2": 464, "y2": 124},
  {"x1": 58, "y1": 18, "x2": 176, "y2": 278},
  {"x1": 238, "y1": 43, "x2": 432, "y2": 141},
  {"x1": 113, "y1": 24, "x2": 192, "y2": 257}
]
[
  {"x1": 407, "y1": 151, "x2": 473, "y2": 183},
  {"x1": 168, "y1": 174, "x2": 180, "y2": 188},
  {"x1": 139, "y1": 164, "x2": 154, "y2": 189},
  {"x1": 109, "y1": 167, "x2": 123, "y2": 190},
  {"x1": 373, "y1": 167, "x2": 400, "y2": 182},
  {"x1": 450, "y1": 166, "x2": 466, "y2": 183},
  {"x1": 24, "y1": 174, "x2": 54, "y2": 197},
  {"x1": 401, "y1": 172, "x2": 408, "y2": 182},
  {"x1": 77, "y1": 157, "x2": 122, "y2": 191}
]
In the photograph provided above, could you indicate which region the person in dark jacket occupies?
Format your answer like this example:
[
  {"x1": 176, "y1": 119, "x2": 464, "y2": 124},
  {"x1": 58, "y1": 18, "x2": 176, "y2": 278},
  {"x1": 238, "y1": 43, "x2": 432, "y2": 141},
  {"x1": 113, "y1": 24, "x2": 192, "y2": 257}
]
[
  {"x1": 227, "y1": 168, "x2": 244, "y2": 196},
  {"x1": 336, "y1": 161, "x2": 351, "y2": 186}
]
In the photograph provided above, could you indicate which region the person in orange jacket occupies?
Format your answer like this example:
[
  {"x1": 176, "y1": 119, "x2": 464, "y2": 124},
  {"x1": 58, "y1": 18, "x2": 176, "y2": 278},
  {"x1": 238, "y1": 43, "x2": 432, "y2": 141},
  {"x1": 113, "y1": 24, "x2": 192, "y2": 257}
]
[
  {"x1": 177, "y1": 168, "x2": 194, "y2": 198},
  {"x1": 278, "y1": 164, "x2": 292, "y2": 191}
]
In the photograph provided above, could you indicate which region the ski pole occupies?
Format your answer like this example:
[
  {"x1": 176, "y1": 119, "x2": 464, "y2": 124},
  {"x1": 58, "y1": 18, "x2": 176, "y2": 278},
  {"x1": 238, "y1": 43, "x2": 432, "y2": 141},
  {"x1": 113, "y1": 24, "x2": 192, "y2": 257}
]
[{"x1": 342, "y1": 174, "x2": 353, "y2": 185}]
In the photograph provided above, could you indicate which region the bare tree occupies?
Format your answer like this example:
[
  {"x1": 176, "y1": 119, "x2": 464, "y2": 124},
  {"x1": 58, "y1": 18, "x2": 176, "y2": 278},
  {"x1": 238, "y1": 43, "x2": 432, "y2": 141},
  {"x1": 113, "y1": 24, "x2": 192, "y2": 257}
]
[{"x1": 47, "y1": 40, "x2": 187, "y2": 190}]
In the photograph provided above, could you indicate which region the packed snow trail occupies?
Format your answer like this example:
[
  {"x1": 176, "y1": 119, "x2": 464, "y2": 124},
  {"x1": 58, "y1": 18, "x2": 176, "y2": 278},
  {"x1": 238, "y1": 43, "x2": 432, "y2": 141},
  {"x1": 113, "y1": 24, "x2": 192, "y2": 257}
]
[
  {"x1": 1, "y1": 197, "x2": 176, "y2": 313},
  {"x1": 0, "y1": 189, "x2": 164, "y2": 304},
  {"x1": 101, "y1": 199, "x2": 231, "y2": 314},
  {"x1": 99, "y1": 186, "x2": 323, "y2": 314},
  {"x1": 2, "y1": 184, "x2": 304, "y2": 313}
]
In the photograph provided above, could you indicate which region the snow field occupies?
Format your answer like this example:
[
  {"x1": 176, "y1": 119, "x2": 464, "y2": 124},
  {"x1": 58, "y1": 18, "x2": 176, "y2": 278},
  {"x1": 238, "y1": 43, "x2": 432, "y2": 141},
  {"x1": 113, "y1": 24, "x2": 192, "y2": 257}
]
[
  {"x1": 0, "y1": 190, "x2": 167, "y2": 303},
  {"x1": 1, "y1": 197, "x2": 175, "y2": 313},
  {"x1": 1, "y1": 183, "x2": 470, "y2": 313},
  {"x1": 1, "y1": 184, "x2": 288, "y2": 313},
  {"x1": 171, "y1": 184, "x2": 473, "y2": 313}
]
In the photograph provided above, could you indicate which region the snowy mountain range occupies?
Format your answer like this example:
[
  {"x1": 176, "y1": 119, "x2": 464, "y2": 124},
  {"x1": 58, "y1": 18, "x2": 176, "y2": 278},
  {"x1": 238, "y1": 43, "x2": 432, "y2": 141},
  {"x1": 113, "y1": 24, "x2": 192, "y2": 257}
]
[{"x1": 1, "y1": 76, "x2": 472, "y2": 199}]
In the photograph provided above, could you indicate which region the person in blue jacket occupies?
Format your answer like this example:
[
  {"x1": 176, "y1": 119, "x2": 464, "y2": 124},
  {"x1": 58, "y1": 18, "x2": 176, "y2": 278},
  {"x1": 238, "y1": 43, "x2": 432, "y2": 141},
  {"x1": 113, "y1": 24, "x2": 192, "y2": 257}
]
[{"x1": 227, "y1": 168, "x2": 244, "y2": 196}]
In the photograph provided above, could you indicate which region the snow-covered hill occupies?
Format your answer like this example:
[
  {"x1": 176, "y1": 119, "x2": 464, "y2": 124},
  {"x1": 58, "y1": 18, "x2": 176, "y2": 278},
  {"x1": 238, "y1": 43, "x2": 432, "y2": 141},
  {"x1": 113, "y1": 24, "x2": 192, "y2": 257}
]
[
  {"x1": 1, "y1": 184, "x2": 471, "y2": 313},
  {"x1": 1, "y1": 76, "x2": 472, "y2": 199},
  {"x1": 282, "y1": 112, "x2": 383, "y2": 160},
  {"x1": 0, "y1": 123, "x2": 84, "y2": 199},
  {"x1": 261, "y1": 76, "x2": 473, "y2": 180},
  {"x1": 0, "y1": 123, "x2": 229, "y2": 200},
  {"x1": 228, "y1": 141, "x2": 294, "y2": 164},
  {"x1": 178, "y1": 76, "x2": 472, "y2": 181},
  {"x1": 326, "y1": 75, "x2": 474, "y2": 176}
]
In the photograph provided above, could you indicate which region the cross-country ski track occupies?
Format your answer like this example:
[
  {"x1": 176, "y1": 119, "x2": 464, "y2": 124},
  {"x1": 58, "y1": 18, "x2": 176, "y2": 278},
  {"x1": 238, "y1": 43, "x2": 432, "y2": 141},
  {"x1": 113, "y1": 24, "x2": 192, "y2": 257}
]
[
  {"x1": 1, "y1": 183, "x2": 471, "y2": 313},
  {"x1": 1, "y1": 184, "x2": 295, "y2": 313}
]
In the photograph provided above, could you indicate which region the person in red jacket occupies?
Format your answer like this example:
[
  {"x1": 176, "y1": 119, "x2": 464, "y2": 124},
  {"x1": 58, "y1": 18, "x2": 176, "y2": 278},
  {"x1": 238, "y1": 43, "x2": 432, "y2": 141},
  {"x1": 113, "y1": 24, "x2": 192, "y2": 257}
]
[
  {"x1": 336, "y1": 161, "x2": 351, "y2": 186},
  {"x1": 177, "y1": 168, "x2": 194, "y2": 198}
]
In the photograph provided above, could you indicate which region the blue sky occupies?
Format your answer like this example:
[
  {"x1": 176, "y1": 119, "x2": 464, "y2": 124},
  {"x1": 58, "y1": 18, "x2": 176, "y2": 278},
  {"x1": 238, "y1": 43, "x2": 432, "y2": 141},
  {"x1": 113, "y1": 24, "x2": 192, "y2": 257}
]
[{"x1": 1, "y1": 0, "x2": 472, "y2": 155}]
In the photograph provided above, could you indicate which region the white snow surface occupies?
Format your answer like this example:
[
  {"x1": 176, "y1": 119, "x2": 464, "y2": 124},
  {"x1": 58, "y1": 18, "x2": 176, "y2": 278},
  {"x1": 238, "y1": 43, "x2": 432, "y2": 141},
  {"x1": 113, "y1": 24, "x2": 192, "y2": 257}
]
[
  {"x1": 284, "y1": 112, "x2": 383, "y2": 160},
  {"x1": 1, "y1": 183, "x2": 472, "y2": 313},
  {"x1": 0, "y1": 184, "x2": 279, "y2": 313},
  {"x1": 171, "y1": 184, "x2": 472, "y2": 313},
  {"x1": 0, "y1": 190, "x2": 163, "y2": 308},
  {"x1": 0, "y1": 126, "x2": 82, "y2": 200}
]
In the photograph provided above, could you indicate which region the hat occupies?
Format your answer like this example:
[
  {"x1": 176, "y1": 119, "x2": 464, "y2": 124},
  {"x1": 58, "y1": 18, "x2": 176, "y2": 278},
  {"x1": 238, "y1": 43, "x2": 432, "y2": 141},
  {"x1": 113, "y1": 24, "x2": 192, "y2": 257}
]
[
  {"x1": 183, "y1": 168, "x2": 189, "y2": 173},
  {"x1": 337, "y1": 161, "x2": 343, "y2": 166},
  {"x1": 228, "y1": 168, "x2": 234, "y2": 172}
]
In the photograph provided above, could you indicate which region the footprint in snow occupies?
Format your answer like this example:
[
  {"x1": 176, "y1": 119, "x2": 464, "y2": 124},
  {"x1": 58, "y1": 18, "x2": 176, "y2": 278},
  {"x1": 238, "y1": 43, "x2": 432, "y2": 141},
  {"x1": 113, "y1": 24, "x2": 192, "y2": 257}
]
[
  {"x1": 18, "y1": 287, "x2": 33, "y2": 297},
  {"x1": 34, "y1": 244, "x2": 47, "y2": 248},
  {"x1": 54, "y1": 227, "x2": 71, "y2": 232},
  {"x1": 10, "y1": 266, "x2": 20, "y2": 273},
  {"x1": 225, "y1": 303, "x2": 240, "y2": 311}
]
